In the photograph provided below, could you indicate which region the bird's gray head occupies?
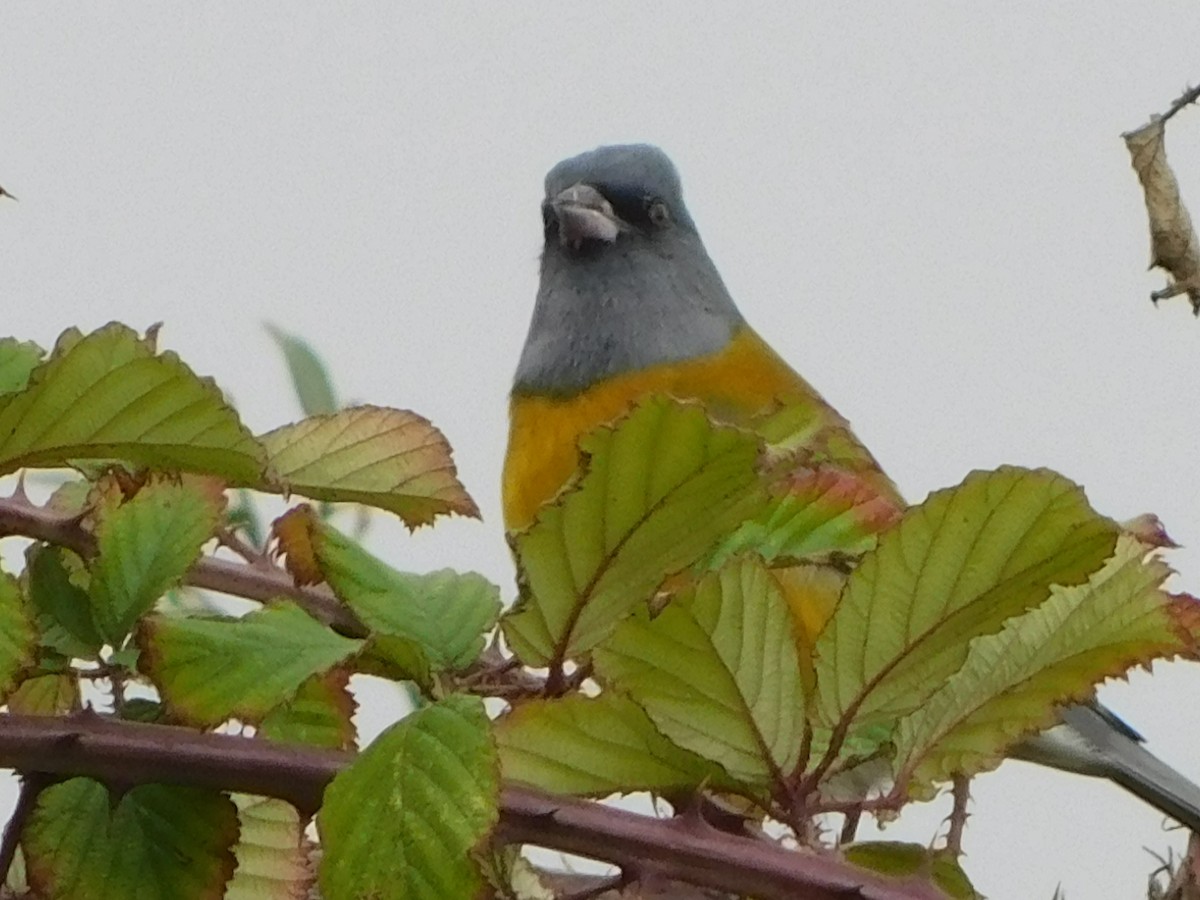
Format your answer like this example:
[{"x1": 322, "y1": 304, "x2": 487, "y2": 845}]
[{"x1": 513, "y1": 144, "x2": 743, "y2": 396}]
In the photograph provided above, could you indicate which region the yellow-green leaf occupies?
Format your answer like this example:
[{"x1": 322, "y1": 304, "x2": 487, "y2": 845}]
[
  {"x1": 843, "y1": 843, "x2": 978, "y2": 899},
  {"x1": 814, "y1": 467, "x2": 1118, "y2": 750},
  {"x1": 258, "y1": 405, "x2": 478, "y2": 527},
  {"x1": 495, "y1": 693, "x2": 733, "y2": 796},
  {"x1": 894, "y1": 537, "x2": 1186, "y2": 792},
  {"x1": 504, "y1": 397, "x2": 770, "y2": 667},
  {"x1": 0, "y1": 572, "x2": 36, "y2": 701},
  {"x1": 0, "y1": 337, "x2": 43, "y2": 394},
  {"x1": 6, "y1": 673, "x2": 80, "y2": 715},
  {"x1": 0, "y1": 323, "x2": 266, "y2": 481},
  {"x1": 225, "y1": 796, "x2": 311, "y2": 900},
  {"x1": 594, "y1": 557, "x2": 805, "y2": 787}
]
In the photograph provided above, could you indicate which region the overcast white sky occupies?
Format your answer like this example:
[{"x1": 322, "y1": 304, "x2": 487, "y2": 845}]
[{"x1": 4, "y1": 5, "x2": 1200, "y2": 897}]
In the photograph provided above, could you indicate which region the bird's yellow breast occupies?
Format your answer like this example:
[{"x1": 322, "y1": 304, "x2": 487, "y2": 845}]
[{"x1": 503, "y1": 326, "x2": 824, "y2": 531}]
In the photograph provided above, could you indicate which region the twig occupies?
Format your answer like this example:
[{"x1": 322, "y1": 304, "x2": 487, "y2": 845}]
[
  {"x1": 0, "y1": 713, "x2": 948, "y2": 900},
  {"x1": 1159, "y1": 84, "x2": 1200, "y2": 126},
  {"x1": 945, "y1": 775, "x2": 970, "y2": 856},
  {"x1": 215, "y1": 526, "x2": 268, "y2": 565},
  {"x1": 0, "y1": 772, "x2": 48, "y2": 885},
  {"x1": 0, "y1": 494, "x2": 368, "y2": 638}
]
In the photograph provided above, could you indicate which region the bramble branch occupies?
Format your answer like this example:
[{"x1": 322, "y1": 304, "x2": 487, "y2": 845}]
[{"x1": 0, "y1": 714, "x2": 945, "y2": 900}]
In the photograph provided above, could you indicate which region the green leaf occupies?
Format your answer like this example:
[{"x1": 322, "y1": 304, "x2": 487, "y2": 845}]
[
  {"x1": 0, "y1": 337, "x2": 44, "y2": 394},
  {"x1": 311, "y1": 521, "x2": 500, "y2": 671},
  {"x1": 894, "y1": 537, "x2": 1187, "y2": 792},
  {"x1": 594, "y1": 557, "x2": 805, "y2": 787},
  {"x1": 27, "y1": 544, "x2": 103, "y2": 657},
  {"x1": 258, "y1": 405, "x2": 479, "y2": 527},
  {"x1": 6, "y1": 672, "x2": 80, "y2": 715},
  {"x1": 266, "y1": 323, "x2": 339, "y2": 416},
  {"x1": 225, "y1": 796, "x2": 311, "y2": 900},
  {"x1": 495, "y1": 693, "x2": 733, "y2": 796},
  {"x1": 504, "y1": 397, "x2": 771, "y2": 667},
  {"x1": 354, "y1": 634, "x2": 434, "y2": 690},
  {"x1": 813, "y1": 467, "x2": 1118, "y2": 749},
  {"x1": 0, "y1": 323, "x2": 267, "y2": 481},
  {"x1": 842, "y1": 843, "x2": 978, "y2": 899},
  {"x1": 259, "y1": 669, "x2": 358, "y2": 750},
  {"x1": 23, "y1": 779, "x2": 238, "y2": 900},
  {"x1": 89, "y1": 478, "x2": 224, "y2": 644},
  {"x1": 711, "y1": 465, "x2": 902, "y2": 567},
  {"x1": 137, "y1": 602, "x2": 362, "y2": 727},
  {"x1": 0, "y1": 572, "x2": 36, "y2": 701},
  {"x1": 318, "y1": 695, "x2": 498, "y2": 900},
  {"x1": 226, "y1": 489, "x2": 265, "y2": 549}
]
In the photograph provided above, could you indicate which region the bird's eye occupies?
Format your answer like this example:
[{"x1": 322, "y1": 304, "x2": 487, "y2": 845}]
[{"x1": 647, "y1": 199, "x2": 671, "y2": 228}]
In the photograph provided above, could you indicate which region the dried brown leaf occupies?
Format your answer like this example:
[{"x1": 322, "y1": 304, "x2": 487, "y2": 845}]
[{"x1": 1125, "y1": 118, "x2": 1200, "y2": 314}]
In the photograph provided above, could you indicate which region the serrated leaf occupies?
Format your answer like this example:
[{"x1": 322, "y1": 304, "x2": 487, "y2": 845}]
[
  {"x1": 712, "y1": 465, "x2": 902, "y2": 567},
  {"x1": 23, "y1": 778, "x2": 238, "y2": 900},
  {"x1": 137, "y1": 602, "x2": 361, "y2": 727},
  {"x1": 0, "y1": 323, "x2": 267, "y2": 481},
  {"x1": 354, "y1": 633, "x2": 433, "y2": 690},
  {"x1": 266, "y1": 324, "x2": 339, "y2": 417},
  {"x1": 894, "y1": 537, "x2": 1186, "y2": 792},
  {"x1": 225, "y1": 796, "x2": 311, "y2": 900},
  {"x1": 813, "y1": 467, "x2": 1118, "y2": 750},
  {"x1": 90, "y1": 478, "x2": 224, "y2": 643},
  {"x1": 0, "y1": 572, "x2": 36, "y2": 701},
  {"x1": 495, "y1": 693, "x2": 733, "y2": 796},
  {"x1": 503, "y1": 397, "x2": 770, "y2": 667},
  {"x1": 6, "y1": 673, "x2": 80, "y2": 715},
  {"x1": 27, "y1": 544, "x2": 103, "y2": 657},
  {"x1": 318, "y1": 695, "x2": 498, "y2": 900},
  {"x1": 259, "y1": 669, "x2": 357, "y2": 750},
  {"x1": 0, "y1": 337, "x2": 44, "y2": 394},
  {"x1": 309, "y1": 519, "x2": 500, "y2": 671},
  {"x1": 594, "y1": 557, "x2": 804, "y2": 787},
  {"x1": 258, "y1": 406, "x2": 478, "y2": 527}
]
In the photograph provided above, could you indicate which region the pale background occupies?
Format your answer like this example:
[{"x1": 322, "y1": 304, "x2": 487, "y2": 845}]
[{"x1": 3, "y1": 5, "x2": 1200, "y2": 897}]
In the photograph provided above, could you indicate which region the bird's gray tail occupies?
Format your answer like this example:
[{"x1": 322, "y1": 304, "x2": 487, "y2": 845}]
[{"x1": 1013, "y1": 703, "x2": 1200, "y2": 832}]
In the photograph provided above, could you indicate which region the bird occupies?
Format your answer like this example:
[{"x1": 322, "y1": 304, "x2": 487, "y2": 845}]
[{"x1": 503, "y1": 143, "x2": 1200, "y2": 832}]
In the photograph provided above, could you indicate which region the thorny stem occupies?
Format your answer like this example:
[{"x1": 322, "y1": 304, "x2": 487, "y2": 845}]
[
  {"x1": 0, "y1": 773, "x2": 48, "y2": 886},
  {"x1": 945, "y1": 775, "x2": 971, "y2": 856},
  {"x1": 0, "y1": 493, "x2": 369, "y2": 638},
  {"x1": 1159, "y1": 83, "x2": 1200, "y2": 126},
  {"x1": 0, "y1": 714, "x2": 951, "y2": 900}
]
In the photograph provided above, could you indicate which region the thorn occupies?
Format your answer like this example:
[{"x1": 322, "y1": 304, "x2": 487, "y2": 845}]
[
  {"x1": 0, "y1": 186, "x2": 16, "y2": 202},
  {"x1": 8, "y1": 473, "x2": 31, "y2": 506}
]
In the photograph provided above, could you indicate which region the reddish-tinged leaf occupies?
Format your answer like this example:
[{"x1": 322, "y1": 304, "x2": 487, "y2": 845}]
[
  {"x1": 0, "y1": 572, "x2": 36, "y2": 701},
  {"x1": 258, "y1": 405, "x2": 478, "y2": 527},
  {"x1": 893, "y1": 538, "x2": 1187, "y2": 793},
  {"x1": 137, "y1": 603, "x2": 361, "y2": 727},
  {"x1": 259, "y1": 669, "x2": 358, "y2": 750},
  {"x1": 271, "y1": 505, "x2": 323, "y2": 585},
  {"x1": 6, "y1": 672, "x2": 80, "y2": 715},
  {"x1": 23, "y1": 779, "x2": 238, "y2": 900}
]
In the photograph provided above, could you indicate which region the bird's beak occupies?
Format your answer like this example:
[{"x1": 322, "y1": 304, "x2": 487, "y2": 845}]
[
  {"x1": 546, "y1": 183, "x2": 624, "y2": 249},
  {"x1": 0, "y1": 187, "x2": 16, "y2": 202}
]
